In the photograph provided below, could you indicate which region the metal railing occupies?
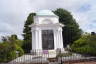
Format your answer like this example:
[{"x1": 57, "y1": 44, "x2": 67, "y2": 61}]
[{"x1": 0, "y1": 49, "x2": 96, "y2": 64}]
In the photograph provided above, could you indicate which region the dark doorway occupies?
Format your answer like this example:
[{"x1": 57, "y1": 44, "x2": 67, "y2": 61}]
[{"x1": 42, "y1": 30, "x2": 54, "y2": 50}]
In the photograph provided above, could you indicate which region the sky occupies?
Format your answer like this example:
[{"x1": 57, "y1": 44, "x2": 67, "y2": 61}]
[{"x1": 0, "y1": 0, "x2": 96, "y2": 40}]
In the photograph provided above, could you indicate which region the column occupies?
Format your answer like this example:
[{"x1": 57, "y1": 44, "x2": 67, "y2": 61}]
[
  {"x1": 38, "y1": 30, "x2": 42, "y2": 50},
  {"x1": 57, "y1": 30, "x2": 60, "y2": 48},
  {"x1": 57, "y1": 28, "x2": 63, "y2": 49},
  {"x1": 59, "y1": 29, "x2": 63, "y2": 48},
  {"x1": 31, "y1": 28, "x2": 42, "y2": 50},
  {"x1": 54, "y1": 29, "x2": 60, "y2": 49},
  {"x1": 53, "y1": 29, "x2": 58, "y2": 49},
  {"x1": 35, "y1": 28, "x2": 42, "y2": 50},
  {"x1": 31, "y1": 29, "x2": 36, "y2": 53},
  {"x1": 35, "y1": 29, "x2": 39, "y2": 49},
  {"x1": 31, "y1": 27, "x2": 43, "y2": 54},
  {"x1": 32, "y1": 29, "x2": 38, "y2": 50},
  {"x1": 58, "y1": 30, "x2": 61, "y2": 48}
]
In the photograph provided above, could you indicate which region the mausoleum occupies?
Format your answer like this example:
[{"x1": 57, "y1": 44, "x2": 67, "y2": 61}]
[{"x1": 30, "y1": 10, "x2": 65, "y2": 54}]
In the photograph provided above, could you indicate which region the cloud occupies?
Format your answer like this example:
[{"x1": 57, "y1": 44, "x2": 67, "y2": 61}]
[
  {"x1": 0, "y1": 0, "x2": 96, "y2": 39},
  {"x1": 77, "y1": 4, "x2": 91, "y2": 12},
  {"x1": 72, "y1": 0, "x2": 96, "y2": 32},
  {"x1": 0, "y1": 0, "x2": 32, "y2": 39}
]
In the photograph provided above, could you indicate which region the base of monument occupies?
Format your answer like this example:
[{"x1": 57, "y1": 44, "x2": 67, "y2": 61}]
[{"x1": 30, "y1": 48, "x2": 66, "y2": 58}]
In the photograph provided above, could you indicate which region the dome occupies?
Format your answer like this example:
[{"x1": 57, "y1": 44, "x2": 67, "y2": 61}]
[{"x1": 36, "y1": 10, "x2": 56, "y2": 16}]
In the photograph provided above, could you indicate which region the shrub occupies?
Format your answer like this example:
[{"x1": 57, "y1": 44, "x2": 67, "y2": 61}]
[
  {"x1": 7, "y1": 51, "x2": 17, "y2": 61},
  {"x1": 15, "y1": 44, "x2": 24, "y2": 56},
  {"x1": 71, "y1": 34, "x2": 96, "y2": 56},
  {"x1": 0, "y1": 43, "x2": 24, "y2": 62},
  {"x1": 0, "y1": 43, "x2": 16, "y2": 62},
  {"x1": 57, "y1": 52, "x2": 72, "y2": 57}
]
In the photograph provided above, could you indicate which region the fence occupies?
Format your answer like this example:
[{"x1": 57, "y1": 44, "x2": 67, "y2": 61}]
[{"x1": 0, "y1": 49, "x2": 96, "y2": 64}]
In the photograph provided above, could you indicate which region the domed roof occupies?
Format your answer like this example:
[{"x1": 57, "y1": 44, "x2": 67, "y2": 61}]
[{"x1": 36, "y1": 10, "x2": 56, "y2": 16}]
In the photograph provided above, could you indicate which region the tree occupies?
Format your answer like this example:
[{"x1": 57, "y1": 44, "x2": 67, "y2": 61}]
[
  {"x1": 91, "y1": 32, "x2": 96, "y2": 35},
  {"x1": 53, "y1": 8, "x2": 82, "y2": 47},
  {"x1": 11, "y1": 34, "x2": 18, "y2": 40},
  {"x1": 71, "y1": 33, "x2": 96, "y2": 56},
  {"x1": 0, "y1": 35, "x2": 24, "y2": 62},
  {"x1": 23, "y1": 13, "x2": 36, "y2": 53}
]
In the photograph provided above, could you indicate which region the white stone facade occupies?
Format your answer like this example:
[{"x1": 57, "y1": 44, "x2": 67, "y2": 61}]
[{"x1": 29, "y1": 10, "x2": 64, "y2": 54}]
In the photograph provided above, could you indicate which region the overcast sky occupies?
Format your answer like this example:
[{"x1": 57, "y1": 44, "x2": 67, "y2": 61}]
[{"x1": 0, "y1": 0, "x2": 96, "y2": 39}]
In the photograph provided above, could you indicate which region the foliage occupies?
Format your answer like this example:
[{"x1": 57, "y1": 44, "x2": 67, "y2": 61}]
[
  {"x1": 23, "y1": 13, "x2": 36, "y2": 53},
  {"x1": 54, "y1": 8, "x2": 82, "y2": 47},
  {"x1": 15, "y1": 44, "x2": 24, "y2": 56},
  {"x1": 57, "y1": 52, "x2": 72, "y2": 57},
  {"x1": 0, "y1": 35, "x2": 24, "y2": 62},
  {"x1": 9, "y1": 34, "x2": 24, "y2": 47},
  {"x1": 71, "y1": 34, "x2": 96, "y2": 56},
  {"x1": 0, "y1": 42, "x2": 16, "y2": 62},
  {"x1": 7, "y1": 51, "x2": 17, "y2": 61}
]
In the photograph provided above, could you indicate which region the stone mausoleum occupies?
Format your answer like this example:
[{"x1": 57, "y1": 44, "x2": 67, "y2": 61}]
[{"x1": 29, "y1": 10, "x2": 65, "y2": 54}]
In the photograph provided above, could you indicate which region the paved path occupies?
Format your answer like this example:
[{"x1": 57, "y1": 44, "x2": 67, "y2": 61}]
[{"x1": 73, "y1": 61, "x2": 96, "y2": 64}]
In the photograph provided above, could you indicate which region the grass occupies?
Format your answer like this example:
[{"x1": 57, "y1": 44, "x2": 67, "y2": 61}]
[{"x1": 57, "y1": 52, "x2": 72, "y2": 57}]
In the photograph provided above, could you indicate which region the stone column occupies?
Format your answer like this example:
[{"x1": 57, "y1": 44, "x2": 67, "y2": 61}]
[
  {"x1": 35, "y1": 28, "x2": 42, "y2": 50},
  {"x1": 38, "y1": 29, "x2": 42, "y2": 50},
  {"x1": 54, "y1": 28, "x2": 61, "y2": 49},
  {"x1": 31, "y1": 29, "x2": 35, "y2": 53},
  {"x1": 31, "y1": 28, "x2": 42, "y2": 54},
  {"x1": 53, "y1": 29, "x2": 58, "y2": 49},
  {"x1": 36, "y1": 29, "x2": 43, "y2": 54},
  {"x1": 59, "y1": 28, "x2": 65, "y2": 53},
  {"x1": 35, "y1": 29, "x2": 39, "y2": 49},
  {"x1": 59, "y1": 28, "x2": 63, "y2": 48},
  {"x1": 55, "y1": 28, "x2": 64, "y2": 49},
  {"x1": 57, "y1": 29, "x2": 60, "y2": 48}
]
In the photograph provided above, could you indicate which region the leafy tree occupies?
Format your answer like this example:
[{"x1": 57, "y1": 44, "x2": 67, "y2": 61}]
[
  {"x1": 11, "y1": 34, "x2": 18, "y2": 40},
  {"x1": 0, "y1": 43, "x2": 24, "y2": 62},
  {"x1": 71, "y1": 33, "x2": 96, "y2": 56},
  {"x1": 0, "y1": 41, "x2": 16, "y2": 62},
  {"x1": 1, "y1": 36, "x2": 7, "y2": 42},
  {"x1": 53, "y1": 8, "x2": 82, "y2": 47},
  {"x1": 9, "y1": 34, "x2": 23, "y2": 47},
  {"x1": 91, "y1": 32, "x2": 96, "y2": 35},
  {"x1": 23, "y1": 13, "x2": 36, "y2": 53},
  {"x1": 0, "y1": 35, "x2": 24, "y2": 62}
]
